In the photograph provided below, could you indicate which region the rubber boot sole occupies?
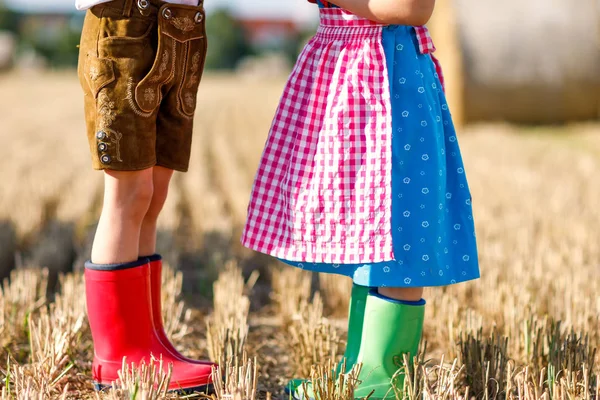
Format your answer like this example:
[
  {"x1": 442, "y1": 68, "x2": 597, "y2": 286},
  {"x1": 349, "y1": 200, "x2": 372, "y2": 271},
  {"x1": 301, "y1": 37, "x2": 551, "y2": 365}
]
[{"x1": 93, "y1": 381, "x2": 215, "y2": 395}]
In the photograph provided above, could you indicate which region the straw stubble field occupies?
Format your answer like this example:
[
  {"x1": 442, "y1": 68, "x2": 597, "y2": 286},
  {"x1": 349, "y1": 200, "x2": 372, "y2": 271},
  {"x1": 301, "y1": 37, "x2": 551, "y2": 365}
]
[{"x1": 0, "y1": 72, "x2": 599, "y2": 399}]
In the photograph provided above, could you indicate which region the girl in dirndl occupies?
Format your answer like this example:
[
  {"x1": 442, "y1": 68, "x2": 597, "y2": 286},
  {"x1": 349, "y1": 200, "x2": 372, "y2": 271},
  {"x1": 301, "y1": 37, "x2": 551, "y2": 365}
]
[{"x1": 242, "y1": 0, "x2": 480, "y2": 398}]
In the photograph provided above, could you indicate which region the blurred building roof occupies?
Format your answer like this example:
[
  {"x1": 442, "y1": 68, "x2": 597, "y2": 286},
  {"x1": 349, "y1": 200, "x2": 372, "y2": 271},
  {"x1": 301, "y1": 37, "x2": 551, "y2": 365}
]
[{"x1": 238, "y1": 18, "x2": 299, "y2": 48}]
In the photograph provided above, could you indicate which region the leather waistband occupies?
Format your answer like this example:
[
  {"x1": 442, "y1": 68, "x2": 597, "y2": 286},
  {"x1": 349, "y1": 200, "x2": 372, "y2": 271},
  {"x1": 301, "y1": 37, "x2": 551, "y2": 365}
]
[{"x1": 101, "y1": 0, "x2": 204, "y2": 18}]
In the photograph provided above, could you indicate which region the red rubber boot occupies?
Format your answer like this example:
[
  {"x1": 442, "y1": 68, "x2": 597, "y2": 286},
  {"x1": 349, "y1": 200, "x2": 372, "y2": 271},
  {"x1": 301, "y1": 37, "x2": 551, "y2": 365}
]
[
  {"x1": 147, "y1": 255, "x2": 212, "y2": 365},
  {"x1": 85, "y1": 259, "x2": 215, "y2": 392}
]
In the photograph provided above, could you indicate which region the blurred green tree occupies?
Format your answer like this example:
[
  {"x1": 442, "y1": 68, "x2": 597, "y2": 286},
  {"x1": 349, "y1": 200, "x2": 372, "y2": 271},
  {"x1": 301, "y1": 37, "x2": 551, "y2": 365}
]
[
  {"x1": 204, "y1": 8, "x2": 253, "y2": 70},
  {"x1": 0, "y1": 1, "x2": 21, "y2": 33},
  {"x1": 19, "y1": 14, "x2": 83, "y2": 67},
  {"x1": 283, "y1": 25, "x2": 317, "y2": 64}
]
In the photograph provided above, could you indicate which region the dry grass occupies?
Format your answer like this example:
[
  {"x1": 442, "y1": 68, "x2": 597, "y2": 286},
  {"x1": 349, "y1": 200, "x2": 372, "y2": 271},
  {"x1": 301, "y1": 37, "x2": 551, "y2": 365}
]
[
  {"x1": 288, "y1": 293, "x2": 341, "y2": 377},
  {"x1": 1, "y1": 271, "x2": 85, "y2": 398},
  {"x1": 210, "y1": 353, "x2": 259, "y2": 400},
  {"x1": 161, "y1": 263, "x2": 193, "y2": 343},
  {"x1": 1, "y1": 374, "x2": 70, "y2": 400},
  {"x1": 401, "y1": 356, "x2": 464, "y2": 400},
  {"x1": 207, "y1": 266, "x2": 261, "y2": 400},
  {"x1": 271, "y1": 267, "x2": 312, "y2": 322},
  {"x1": 100, "y1": 358, "x2": 173, "y2": 400},
  {"x1": 207, "y1": 261, "x2": 258, "y2": 363},
  {"x1": 0, "y1": 74, "x2": 599, "y2": 399},
  {"x1": 318, "y1": 274, "x2": 352, "y2": 318},
  {"x1": 302, "y1": 360, "x2": 363, "y2": 400},
  {"x1": 0, "y1": 268, "x2": 48, "y2": 361}
]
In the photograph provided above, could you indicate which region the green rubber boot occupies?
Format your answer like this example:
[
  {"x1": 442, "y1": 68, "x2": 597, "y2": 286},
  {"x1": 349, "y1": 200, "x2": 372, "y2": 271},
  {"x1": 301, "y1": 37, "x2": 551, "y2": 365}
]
[
  {"x1": 337, "y1": 284, "x2": 370, "y2": 373},
  {"x1": 287, "y1": 284, "x2": 370, "y2": 398},
  {"x1": 353, "y1": 292, "x2": 425, "y2": 399}
]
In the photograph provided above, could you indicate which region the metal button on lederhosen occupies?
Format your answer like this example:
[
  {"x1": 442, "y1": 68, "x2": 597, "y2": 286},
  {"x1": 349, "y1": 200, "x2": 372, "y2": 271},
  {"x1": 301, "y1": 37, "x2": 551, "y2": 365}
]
[{"x1": 95, "y1": 130, "x2": 111, "y2": 164}]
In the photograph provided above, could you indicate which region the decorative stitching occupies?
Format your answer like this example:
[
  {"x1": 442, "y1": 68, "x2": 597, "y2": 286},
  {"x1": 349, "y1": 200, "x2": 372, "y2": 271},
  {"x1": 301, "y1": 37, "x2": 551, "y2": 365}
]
[
  {"x1": 96, "y1": 89, "x2": 123, "y2": 162},
  {"x1": 170, "y1": 16, "x2": 195, "y2": 32},
  {"x1": 144, "y1": 87, "x2": 156, "y2": 103},
  {"x1": 149, "y1": 50, "x2": 170, "y2": 83},
  {"x1": 184, "y1": 92, "x2": 195, "y2": 110},
  {"x1": 169, "y1": 38, "x2": 177, "y2": 81},
  {"x1": 89, "y1": 65, "x2": 101, "y2": 82},
  {"x1": 125, "y1": 77, "x2": 154, "y2": 117},
  {"x1": 104, "y1": 128, "x2": 124, "y2": 162},
  {"x1": 97, "y1": 89, "x2": 116, "y2": 130},
  {"x1": 186, "y1": 50, "x2": 202, "y2": 89},
  {"x1": 132, "y1": 40, "x2": 176, "y2": 113},
  {"x1": 175, "y1": 41, "x2": 194, "y2": 120}
]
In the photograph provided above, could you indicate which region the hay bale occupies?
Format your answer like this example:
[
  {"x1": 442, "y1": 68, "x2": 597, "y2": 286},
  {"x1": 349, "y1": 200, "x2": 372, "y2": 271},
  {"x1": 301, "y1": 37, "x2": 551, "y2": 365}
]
[
  {"x1": 427, "y1": 0, "x2": 466, "y2": 128},
  {"x1": 431, "y1": 0, "x2": 600, "y2": 124}
]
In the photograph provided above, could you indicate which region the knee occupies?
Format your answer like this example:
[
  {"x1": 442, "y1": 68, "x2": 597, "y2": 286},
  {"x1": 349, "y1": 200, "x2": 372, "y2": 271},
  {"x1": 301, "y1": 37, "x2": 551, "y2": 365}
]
[
  {"x1": 143, "y1": 167, "x2": 173, "y2": 222},
  {"x1": 104, "y1": 169, "x2": 154, "y2": 222},
  {"x1": 144, "y1": 182, "x2": 169, "y2": 221},
  {"x1": 131, "y1": 178, "x2": 154, "y2": 214}
]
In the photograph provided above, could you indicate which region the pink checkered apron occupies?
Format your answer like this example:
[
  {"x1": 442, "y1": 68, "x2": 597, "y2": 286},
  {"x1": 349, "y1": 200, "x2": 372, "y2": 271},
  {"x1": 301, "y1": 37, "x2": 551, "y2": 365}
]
[{"x1": 242, "y1": 8, "x2": 444, "y2": 265}]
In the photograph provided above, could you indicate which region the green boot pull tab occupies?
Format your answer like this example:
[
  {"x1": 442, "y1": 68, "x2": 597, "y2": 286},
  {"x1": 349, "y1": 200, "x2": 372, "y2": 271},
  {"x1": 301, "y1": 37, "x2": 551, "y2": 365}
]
[
  {"x1": 353, "y1": 292, "x2": 425, "y2": 400},
  {"x1": 338, "y1": 284, "x2": 371, "y2": 373}
]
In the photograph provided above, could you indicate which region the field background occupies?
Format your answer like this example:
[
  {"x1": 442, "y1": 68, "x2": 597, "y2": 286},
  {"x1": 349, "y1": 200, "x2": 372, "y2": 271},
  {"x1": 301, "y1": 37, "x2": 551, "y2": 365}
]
[{"x1": 0, "y1": 71, "x2": 599, "y2": 399}]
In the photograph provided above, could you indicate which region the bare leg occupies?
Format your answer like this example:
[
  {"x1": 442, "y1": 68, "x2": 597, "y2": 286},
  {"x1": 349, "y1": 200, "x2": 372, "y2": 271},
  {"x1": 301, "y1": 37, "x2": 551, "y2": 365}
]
[
  {"x1": 139, "y1": 166, "x2": 174, "y2": 257},
  {"x1": 91, "y1": 169, "x2": 154, "y2": 264},
  {"x1": 378, "y1": 287, "x2": 424, "y2": 301}
]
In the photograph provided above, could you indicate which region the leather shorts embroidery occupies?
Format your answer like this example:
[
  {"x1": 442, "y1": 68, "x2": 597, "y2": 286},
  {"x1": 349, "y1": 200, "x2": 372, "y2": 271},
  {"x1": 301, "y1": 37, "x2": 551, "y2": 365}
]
[{"x1": 77, "y1": 0, "x2": 207, "y2": 172}]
